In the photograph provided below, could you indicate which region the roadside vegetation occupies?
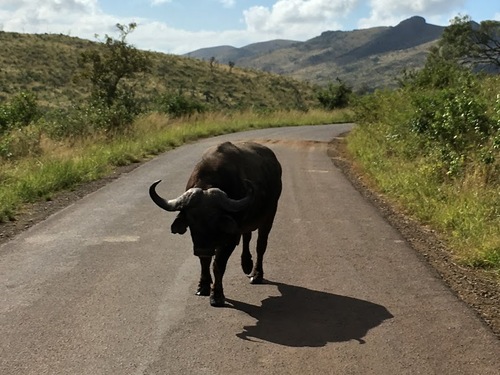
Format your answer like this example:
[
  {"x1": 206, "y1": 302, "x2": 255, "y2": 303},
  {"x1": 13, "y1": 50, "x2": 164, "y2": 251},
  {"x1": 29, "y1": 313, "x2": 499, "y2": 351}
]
[
  {"x1": 0, "y1": 23, "x2": 353, "y2": 223},
  {"x1": 348, "y1": 16, "x2": 500, "y2": 275}
]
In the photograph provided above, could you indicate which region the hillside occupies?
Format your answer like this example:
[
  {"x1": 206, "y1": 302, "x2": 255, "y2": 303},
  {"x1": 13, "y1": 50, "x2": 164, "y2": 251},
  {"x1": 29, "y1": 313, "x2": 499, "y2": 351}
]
[
  {"x1": 0, "y1": 31, "x2": 318, "y2": 111},
  {"x1": 186, "y1": 16, "x2": 445, "y2": 90}
]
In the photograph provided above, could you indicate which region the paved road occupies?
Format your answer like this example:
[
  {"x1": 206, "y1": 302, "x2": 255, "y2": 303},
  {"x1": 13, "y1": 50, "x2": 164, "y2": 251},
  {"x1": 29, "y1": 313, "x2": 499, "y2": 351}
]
[{"x1": 1, "y1": 125, "x2": 498, "y2": 374}]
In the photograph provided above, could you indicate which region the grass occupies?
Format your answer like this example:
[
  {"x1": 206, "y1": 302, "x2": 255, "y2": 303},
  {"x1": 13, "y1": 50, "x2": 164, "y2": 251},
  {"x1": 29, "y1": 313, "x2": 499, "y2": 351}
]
[
  {"x1": 347, "y1": 120, "x2": 500, "y2": 275},
  {"x1": 0, "y1": 108, "x2": 353, "y2": 222}
]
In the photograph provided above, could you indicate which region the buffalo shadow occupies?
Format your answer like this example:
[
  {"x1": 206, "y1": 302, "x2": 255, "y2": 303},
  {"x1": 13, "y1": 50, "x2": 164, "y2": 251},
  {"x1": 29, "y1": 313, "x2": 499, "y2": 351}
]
[{"x1": 227, "y1": 281, "x2": 393, "y2": 347}]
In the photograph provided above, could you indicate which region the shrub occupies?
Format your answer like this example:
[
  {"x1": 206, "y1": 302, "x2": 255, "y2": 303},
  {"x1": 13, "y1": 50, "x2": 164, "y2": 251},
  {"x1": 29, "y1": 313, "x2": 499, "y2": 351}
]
[
  {"x1": 156, "y1": 92, "x2": 205, "y2": 118},
  {"x1": 0, "y1": 91, "x2": 40, "y2": 134},
  {"x1": 317, "y1": 79, "x2": 352, "y2": 110},
  {"x1": 408, "y1": 73, "x2": 495, "y2": 176}
]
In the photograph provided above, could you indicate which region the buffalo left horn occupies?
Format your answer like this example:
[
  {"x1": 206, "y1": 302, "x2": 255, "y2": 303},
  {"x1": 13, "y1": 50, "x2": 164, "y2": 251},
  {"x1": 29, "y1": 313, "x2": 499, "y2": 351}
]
[{"x1": 149, "y1": 180, "x2": 202, "y2": 211}]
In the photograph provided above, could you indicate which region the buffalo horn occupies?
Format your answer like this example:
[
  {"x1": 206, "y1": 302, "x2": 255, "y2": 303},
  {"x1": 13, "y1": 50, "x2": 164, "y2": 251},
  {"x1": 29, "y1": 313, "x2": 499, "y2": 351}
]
[
  {"x1": 149, "y1": 180, "x2": 202, "y2": 211},
  {"x1": 208, "y1": 181, "x2": 254, "y2": 212}
]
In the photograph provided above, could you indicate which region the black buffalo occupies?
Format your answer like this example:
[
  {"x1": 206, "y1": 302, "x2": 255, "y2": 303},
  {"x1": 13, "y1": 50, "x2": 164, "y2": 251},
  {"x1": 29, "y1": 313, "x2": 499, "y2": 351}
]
[{"x1": 149, "y1": 141, "x2": 282, "y2": 306}]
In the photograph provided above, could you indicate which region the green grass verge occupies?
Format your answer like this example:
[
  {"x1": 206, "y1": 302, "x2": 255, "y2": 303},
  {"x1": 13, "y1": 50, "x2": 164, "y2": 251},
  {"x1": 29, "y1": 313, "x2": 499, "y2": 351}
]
[{"x1": 347, "y1": 122, "x2": 500, "y2": 274}]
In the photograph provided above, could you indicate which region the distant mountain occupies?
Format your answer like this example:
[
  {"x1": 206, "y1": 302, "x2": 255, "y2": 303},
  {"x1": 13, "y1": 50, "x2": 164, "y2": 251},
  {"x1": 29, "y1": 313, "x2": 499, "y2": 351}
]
[
  {"x1": 185, "y1": 16, "x2": 446, "y2": 90},
  {"x1": 186, "y1": 40, "x2": 298, "y2": 63}
]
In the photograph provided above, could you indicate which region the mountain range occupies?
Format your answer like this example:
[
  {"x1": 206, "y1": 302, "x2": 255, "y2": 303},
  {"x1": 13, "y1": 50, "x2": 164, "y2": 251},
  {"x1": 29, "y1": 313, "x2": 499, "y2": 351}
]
[{"x1": 184, "y1": 16, "x2": 445, "y2": 91}]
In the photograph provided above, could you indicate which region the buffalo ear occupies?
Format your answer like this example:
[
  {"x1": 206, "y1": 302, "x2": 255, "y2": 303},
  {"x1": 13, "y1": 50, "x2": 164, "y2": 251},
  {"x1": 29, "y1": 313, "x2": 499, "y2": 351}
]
[
  {"x1": 171, "y1": 215, "x2": 188, "y2": 235},
  {"x1": 219, "y1": 215, "x2": 239, "y2": 234}
]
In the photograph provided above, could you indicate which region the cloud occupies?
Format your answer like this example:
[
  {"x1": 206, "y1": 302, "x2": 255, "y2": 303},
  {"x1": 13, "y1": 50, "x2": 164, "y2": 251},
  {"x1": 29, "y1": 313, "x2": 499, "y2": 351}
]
[
  {"x1": 359, "y1": 0, "x2": 466, "y2": 28},
  {"x1": 243, "y1": 0, "x2": 357, "y2": 39},
  {"x1": 131, "y1": 22, "x2": 250, "y2": 54},
  {"x1": 0, "y1": 0, "x2": 113, "y2": 35}
]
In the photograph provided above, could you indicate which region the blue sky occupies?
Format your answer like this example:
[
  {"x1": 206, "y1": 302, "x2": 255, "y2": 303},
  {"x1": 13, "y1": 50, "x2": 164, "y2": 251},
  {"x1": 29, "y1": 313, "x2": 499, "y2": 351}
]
[{"x1": 0, "y1": 1, "x2": 498, "y2": 54}]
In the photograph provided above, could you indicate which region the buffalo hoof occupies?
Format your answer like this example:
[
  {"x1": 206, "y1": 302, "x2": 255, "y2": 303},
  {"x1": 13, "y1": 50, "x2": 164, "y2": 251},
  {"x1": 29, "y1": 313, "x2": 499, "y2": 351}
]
[
  {"x1": 210, "y1": 294, "x2": 225, "y2": 307},
  {"x1": 196, "y1": 284, "x2": 211, "y2": 296},
  {"x1": 249, "y1": 275, "x2": 264, "y2": 284}
]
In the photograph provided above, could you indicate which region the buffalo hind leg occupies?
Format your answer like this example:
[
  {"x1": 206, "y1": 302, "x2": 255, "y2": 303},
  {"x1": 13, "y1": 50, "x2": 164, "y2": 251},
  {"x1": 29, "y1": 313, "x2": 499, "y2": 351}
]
[
  {"x1": 241, "y1": 232, "x2": 253, "y2": 275},
  {"x1": 196, "y1": 256, "x2": 212, "y2": 296},
  {"x1": 250, "y1": 209, "x2": 277, "y2": 284},
  {"x1": 211, "y1": 244, "x2": 236, "y2": 307},
  {"x1": 249, "y1": 228, "x2": 268, "y2": 284}
]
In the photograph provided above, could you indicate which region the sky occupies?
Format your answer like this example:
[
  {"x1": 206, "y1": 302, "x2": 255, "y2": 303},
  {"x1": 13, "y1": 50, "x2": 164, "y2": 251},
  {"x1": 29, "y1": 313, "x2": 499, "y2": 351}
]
[{"x1": 0, "y1": 0, "x2": 498, "y2": 55}]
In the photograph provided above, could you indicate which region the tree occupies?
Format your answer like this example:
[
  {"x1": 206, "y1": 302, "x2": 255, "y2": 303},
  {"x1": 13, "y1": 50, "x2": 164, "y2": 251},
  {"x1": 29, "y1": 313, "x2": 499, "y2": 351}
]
[
  {"x1": 438, "y1": 15, "x2": 500, "y2": 70},
  {"x1": 77, "y1": 23, "x2": 151, "y2": 130},
  {"x1": 209, "y1": 56, "x2": 217, "y2": 71},
  {"x1": 317, "y1": 78, "x2": 352, "y2": 110}
]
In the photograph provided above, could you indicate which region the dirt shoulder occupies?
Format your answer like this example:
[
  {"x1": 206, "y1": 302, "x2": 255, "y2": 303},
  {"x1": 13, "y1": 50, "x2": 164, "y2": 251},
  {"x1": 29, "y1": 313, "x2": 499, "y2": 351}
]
[{"x1": 1, "y1": 133, "x2": 498, "y2": 339}]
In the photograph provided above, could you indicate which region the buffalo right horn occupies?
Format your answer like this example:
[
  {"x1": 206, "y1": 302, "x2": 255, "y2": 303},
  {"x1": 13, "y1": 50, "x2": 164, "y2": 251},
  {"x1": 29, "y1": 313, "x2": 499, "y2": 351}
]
[
  {"x1": 149, "y1": 180, "x2": 202, "y2": 211},
  {"x1": 207, "y1": 180, "x2": 254, "y2": 212}
]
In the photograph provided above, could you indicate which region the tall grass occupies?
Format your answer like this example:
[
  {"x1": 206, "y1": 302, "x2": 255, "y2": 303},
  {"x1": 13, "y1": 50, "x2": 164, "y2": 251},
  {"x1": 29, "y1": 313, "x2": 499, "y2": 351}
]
[{"x1": 0, "y1": 108, "x2": 353, "y2": 222}]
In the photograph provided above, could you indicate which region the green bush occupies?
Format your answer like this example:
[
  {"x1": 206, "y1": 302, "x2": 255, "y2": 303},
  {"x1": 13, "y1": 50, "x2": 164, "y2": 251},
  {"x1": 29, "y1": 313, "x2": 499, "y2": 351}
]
[
  {"x1": 156, "y1": 92, "x2": 205, "y2": 118},
  {"x1": 44, "y1": 95, "x2": 139, "y2": 141},
  {"x1": 408, "y1": 73, "x2": 496, "y2": 176},
  {"x1": 0, "y1": 91, "x2": 39, "y2": 134},
  {"x1": 317, "y1": 79, "x2": 352, "y2": 110}
]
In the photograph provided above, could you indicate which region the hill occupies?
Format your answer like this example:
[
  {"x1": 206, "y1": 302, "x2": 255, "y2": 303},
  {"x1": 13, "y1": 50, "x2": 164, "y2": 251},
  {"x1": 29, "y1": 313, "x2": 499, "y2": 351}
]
[
  {"x1": 0, "y1": 16, "x2": 447, "y2": 109},
  {"x1": 0, "y1": 31, "x2": 318, "y2": 111},
  {"x1": 186, "y1": 16, "x2": 445, "y2": 90}
]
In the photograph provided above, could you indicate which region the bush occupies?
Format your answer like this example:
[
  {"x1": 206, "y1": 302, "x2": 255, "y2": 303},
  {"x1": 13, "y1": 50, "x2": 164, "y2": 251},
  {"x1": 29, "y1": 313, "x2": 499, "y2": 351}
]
[
  {"x1": 317, "y1": 79, "x2": 352, "y2": 110},
  {"x1": 156, "y1": 92, "x2": 205, "y2": 118},
  {"x1": 0, "y1": 92, "x2": 40, "y2": 134},
  {"x1": 44, "y1": 95, "x2": 140, "y2": 141},
  {"x1": 408, "y1": 73, "x2": 496, "y2": 176}
]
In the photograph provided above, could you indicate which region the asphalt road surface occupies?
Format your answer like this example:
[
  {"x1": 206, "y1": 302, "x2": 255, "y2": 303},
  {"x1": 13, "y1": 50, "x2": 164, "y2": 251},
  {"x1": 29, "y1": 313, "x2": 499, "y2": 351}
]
[{"x1": 1, "y1": 124, "x2": 498, "y2": 375}]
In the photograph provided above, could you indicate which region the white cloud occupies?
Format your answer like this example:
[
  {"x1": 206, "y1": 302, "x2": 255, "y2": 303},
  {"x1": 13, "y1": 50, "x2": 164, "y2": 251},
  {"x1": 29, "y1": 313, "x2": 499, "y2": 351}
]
[
  {"x1": 243, "y1": 0, "x2": 358, "y2": 40},
  {"x1": 359, "y1": 0, "x2": 466, "y2": 28},
  {"x1": 131, "y1": 21, "x2": 252, "y2": 54},
  {"x1": 0, "y1": 0, "x2": 112, "y2": 35}
]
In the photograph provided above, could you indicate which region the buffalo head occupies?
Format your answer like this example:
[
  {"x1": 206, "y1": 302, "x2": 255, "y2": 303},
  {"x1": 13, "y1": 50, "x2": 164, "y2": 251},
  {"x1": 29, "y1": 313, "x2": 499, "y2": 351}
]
[{"x1": 149, "y1": 180, "x2": 253, "y2": 257}]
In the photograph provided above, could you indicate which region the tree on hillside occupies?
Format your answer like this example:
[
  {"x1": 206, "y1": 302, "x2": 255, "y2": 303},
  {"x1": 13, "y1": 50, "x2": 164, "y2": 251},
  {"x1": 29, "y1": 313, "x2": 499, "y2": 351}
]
[
  {"x1": 77, "y1": 23, "x2": 151, "y2": 130},
  {"x1": 437, "y1": 15, "x2": 500, "y2": 70}
]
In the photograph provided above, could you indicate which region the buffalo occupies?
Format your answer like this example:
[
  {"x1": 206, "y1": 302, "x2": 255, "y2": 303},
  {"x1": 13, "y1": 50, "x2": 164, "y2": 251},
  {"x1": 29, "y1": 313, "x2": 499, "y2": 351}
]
[{"x1": 149, "y1": 141, "x2": 282, "y2": 306}]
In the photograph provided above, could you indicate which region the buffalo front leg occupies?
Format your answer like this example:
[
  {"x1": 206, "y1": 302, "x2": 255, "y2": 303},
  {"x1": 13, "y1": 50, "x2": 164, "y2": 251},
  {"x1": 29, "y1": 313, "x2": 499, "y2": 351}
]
[
  {"x1": 211, "y1": 244, "x2": 236, "y2": 307},
  {"x1": 196, "y1": 256, "x2": 212, "y2": 296}
]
